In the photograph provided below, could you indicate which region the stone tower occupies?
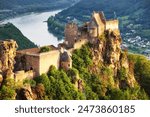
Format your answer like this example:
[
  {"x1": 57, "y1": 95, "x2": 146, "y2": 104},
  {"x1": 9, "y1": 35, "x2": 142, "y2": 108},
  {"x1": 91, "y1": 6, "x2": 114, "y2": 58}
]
[
  {"x1": 64, "y1": 22, "x2": 78, "y2": 48},
  {"x1": 60, "y1": 51, "x2": 72, "y2": 71},
  {"x1": 88, "y1": 11, "x2": 106, "y2": 38}
]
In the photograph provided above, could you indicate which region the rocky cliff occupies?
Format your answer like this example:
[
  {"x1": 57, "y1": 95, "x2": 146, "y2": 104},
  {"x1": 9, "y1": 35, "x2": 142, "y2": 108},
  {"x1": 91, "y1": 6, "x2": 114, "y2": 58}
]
[
  {"x1": 16, "y1": 84, "x2": 34, "y2": 100},
  {"x1": 90, "y1": 30, "x2": 137, "y2": 89},
  {"x1": 0, "y1": 40, "x2": 18, "y2": 80}
]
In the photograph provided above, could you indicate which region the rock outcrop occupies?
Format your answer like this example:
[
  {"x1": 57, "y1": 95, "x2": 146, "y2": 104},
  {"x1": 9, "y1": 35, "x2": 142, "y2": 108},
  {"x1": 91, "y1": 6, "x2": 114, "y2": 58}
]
[
  {"x1": 90, "y1": 30, "x2": 136, "y2": 88},
  {"x1": 16, "y1": 84, "x2": 34, "y2": 100},
  {"x1": 0, "y1": 40, "x2": 18, "y2": 78}
]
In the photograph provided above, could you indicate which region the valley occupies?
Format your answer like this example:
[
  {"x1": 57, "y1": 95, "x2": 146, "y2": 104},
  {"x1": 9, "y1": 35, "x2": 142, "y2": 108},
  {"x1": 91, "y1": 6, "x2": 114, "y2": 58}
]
[
  {"x1": 47, "y1": 0, "x2": 150, "y2": 55},
  {"x1": 2, "y1": 10, "x2": 62, "y2": 47},
  {"x1": 0, "y1": 0, "x2": 79, "y2": 49}
]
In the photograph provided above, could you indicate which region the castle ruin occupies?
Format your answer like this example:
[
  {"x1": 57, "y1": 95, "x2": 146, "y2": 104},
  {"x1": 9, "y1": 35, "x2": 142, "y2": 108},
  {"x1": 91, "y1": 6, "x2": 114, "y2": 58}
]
[
  {"x1": 0, "y1": 11, "x2": 120, "y2": 83},
  {"x1": 64, "y1": 11, "x2": 119, "y2": 48}
]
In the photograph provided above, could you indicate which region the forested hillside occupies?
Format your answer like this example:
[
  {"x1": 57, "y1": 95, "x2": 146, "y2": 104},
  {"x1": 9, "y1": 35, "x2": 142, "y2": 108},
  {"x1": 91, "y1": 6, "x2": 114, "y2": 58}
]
[
  {"x1": 47, "y1": 0, "x2": 150, "y2": 54},
  {"x1": 1, "y1": 44, "x2": 150, "y2": 100},
  {"x1": 0, "y1": 0, "x2": 79, "y2": 20},
  {"x1": 0, "y1": 0, "x2": 78, "y2": 9},
  {"x1": 0, "y1": 23, "x2": 37, "y2": 50}
]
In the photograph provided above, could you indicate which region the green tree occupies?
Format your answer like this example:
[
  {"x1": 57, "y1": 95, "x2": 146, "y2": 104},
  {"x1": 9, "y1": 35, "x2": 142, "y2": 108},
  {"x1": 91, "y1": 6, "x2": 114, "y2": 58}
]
[
  {"x1": 35, "y1": 83, "x2": 45, "y2": 100},
  {"x1": 84, "y1": 86, "x2": 98, "y2": 100},
  {"x1": 34, "y1": 74, "x2": 50, "y2": 93},
  {"x1": 23, "y1": 79, "x2": 36, "y2": 88},
  {"x1": 0, "y1": 78, "x2": 16, "y2": 100},
  {"x1": 118, "y1": 67, "x2": 127, "y2": 80},
  {"x1": 0, "y1": 23, "x2": 37, "y2": 50},
  {"x1": 40, "y1": 46, "x2": 51, "y2": 53},
  {"x1": 128, "y1": 54, "x2": 150, "y2": 96},
  {"x1": 67, "y1": 68, "x2": 78, "y2": 84}
]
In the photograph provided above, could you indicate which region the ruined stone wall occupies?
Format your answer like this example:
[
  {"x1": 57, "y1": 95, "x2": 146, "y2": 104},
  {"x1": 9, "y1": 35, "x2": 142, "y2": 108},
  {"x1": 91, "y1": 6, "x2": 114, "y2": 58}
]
[
  {"x1": 68, "y1": 48, "x2": 74, "y2": 54},
  {"x1": 67, "y1": 38, "x2": 88, "y2": 53},
  {"x1": 16, "y1": 49, "x2": 60, "y2": 77},
  {"x1": 106, "y1": 20, "x2": 119, "y2": 31},
  {"x1": 65, "y1": 23, "x2": 78, "y2": 47},
  {"x1": 14, "y1": 70, "x2": 34, "y2": 82},
  {"x1": 25, "y1": 70, "x2": 35, "y2": 79},
  {"x1": 39, "y1": 50, "x2": 60, "y2": 75},
  {"x1": 24, "y1": 54, "x2": 40, "y2": 77},
  {"x1": 88, "y1": 22, "x2": 98, "y2": 38},
  {"x1": 93, "y1": 12, "x2": 105, "y2": 36},
  {"x1": 91, "y1": 27, "x2": 98, "y2": 37},
  {"x1": 74, "y1": 39, "x2": 88, "y2": 50},
  {"x1": 97, "y1": 23, "x2": 105, "y2": 36}
]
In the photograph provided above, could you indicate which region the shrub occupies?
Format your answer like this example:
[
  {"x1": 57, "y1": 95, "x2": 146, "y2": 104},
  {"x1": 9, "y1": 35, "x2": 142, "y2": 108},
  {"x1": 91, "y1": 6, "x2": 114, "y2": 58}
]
[
  {"x1": 118, "y1": 67, "x2": 127, "y2": 80},
  {"x1": 23, "y1": 79, "x2": 36, "y2": 88},
  {"x1": 34, "y1": 74, "x2": 50, "y2": 93},
  {"x1": 40, "y1": 46, "x2": 51, "y2": 53}
]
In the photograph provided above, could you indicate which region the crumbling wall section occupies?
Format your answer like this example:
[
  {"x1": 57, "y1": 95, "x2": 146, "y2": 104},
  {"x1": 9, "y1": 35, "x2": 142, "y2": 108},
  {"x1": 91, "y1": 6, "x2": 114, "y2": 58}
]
[
  {"x1": 14, "y1": 70, "x2": 35, "y2": 82},
  {"x1": 106, "y1": 20, "x2": 119, "y2": 31},
  {"x1": 74, "y1": 39, "x2": 88, "y2": 49},
  {"x1": 65, "y1": 23, "x2": 78, "y2": 48}
]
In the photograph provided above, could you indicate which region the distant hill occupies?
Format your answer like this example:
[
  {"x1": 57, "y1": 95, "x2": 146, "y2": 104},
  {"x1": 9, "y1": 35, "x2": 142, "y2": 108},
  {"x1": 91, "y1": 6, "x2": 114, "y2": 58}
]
[
  {"x1": 0, "y1": 0, "x2": 78, "y2": 9},
  {"x1": 0, "y1": 23, "x2": 37, "y2": 50},
  {"x1": 47, "y1": 0, "x2": 150, "y2": 54},
  {"x1": 0, "y1": 0, "x2": 79, "y2": 20}
]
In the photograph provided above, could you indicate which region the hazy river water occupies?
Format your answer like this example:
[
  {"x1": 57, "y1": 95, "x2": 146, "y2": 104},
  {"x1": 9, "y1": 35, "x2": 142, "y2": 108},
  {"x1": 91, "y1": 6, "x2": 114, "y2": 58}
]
[{"x1": 3, "y1": 10, "x2": 62, "y2": 47}]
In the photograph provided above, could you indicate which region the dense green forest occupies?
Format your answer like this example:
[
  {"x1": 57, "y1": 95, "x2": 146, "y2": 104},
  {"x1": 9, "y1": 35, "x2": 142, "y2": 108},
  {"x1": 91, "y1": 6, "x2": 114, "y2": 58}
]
[
  {"x1": 128, "y1": 54, "x2": 150, "y2": 96},
  {"x1": 0, "y1": 23, "x2": 37, "y2": 50},
  {"x1": 47, "y1": 0, "x2": 150, "y2": 53}
]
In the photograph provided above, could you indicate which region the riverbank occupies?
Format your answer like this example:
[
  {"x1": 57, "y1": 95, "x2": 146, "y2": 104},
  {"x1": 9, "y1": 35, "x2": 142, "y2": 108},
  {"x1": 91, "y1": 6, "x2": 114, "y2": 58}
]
[
  {"x1": 0, "y1": 23, "x2": 37, "y2": 50},
  {"x1": 3, "y1": 10, "x2": 62, "y2": 47},
  {"x1": 0, "y1": 7, "x2": 65, "y2": 23}
]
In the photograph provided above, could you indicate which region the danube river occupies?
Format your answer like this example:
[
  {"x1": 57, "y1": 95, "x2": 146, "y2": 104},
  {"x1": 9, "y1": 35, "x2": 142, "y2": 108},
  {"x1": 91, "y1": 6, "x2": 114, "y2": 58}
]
[{"x1": 3, "y1": 10, "x2": 62, "y2": 47}]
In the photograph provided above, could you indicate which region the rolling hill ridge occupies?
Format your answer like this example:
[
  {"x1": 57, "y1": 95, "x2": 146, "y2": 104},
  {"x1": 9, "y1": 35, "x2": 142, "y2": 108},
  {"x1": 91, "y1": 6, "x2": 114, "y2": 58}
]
[{"x1": 47, "y1": 0, "x2": 150, "y2": 54}]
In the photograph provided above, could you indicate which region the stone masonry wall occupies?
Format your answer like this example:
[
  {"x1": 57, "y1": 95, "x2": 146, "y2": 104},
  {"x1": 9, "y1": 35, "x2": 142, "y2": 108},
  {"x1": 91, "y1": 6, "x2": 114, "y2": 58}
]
[
  {"x1": 39, "y1": 50, "x2": 60, "y2": 75},
  {"x1": 93, "y1": 12, "x2": 105, "y2": 36},
  {"x1": 14, "y1": 70, "x2": 34, "y2": 82},
  {"x1": 65, "y1": 23, "x2": 78, "y2": 47},
  {"x1": 24, "y1": 54, "x2": 40, "y2": 77},
  {"x1": 106, "y1": 20, "x2": 119, "y2": 31},
  {"x1": 74, "y1": 39, "x2": 88, "y2": 50}
]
